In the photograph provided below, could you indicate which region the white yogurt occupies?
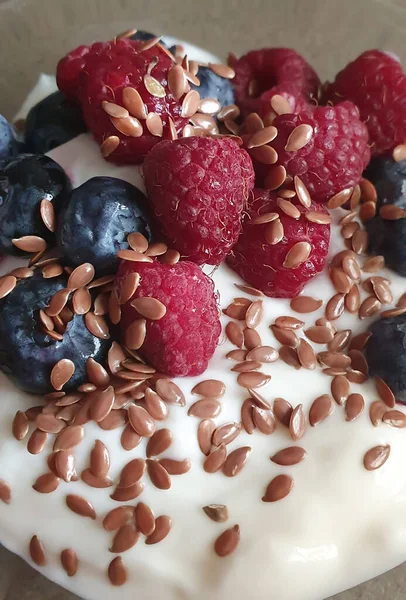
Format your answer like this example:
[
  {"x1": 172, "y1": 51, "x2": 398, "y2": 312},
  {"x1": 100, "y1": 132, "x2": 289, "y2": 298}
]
[{"x1": 1, "y1": 43, "x2": 406, "y2": 600}]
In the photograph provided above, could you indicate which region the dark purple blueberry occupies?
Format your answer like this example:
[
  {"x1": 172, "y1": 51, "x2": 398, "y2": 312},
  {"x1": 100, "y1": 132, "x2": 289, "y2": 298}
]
[
  {"x1": 0, "y1": 154, "x2": 71, "y2": 255},
  {"x1": 130, "y1": 30, "x2": 167, "y2": 49},
  {"x1": 57, "y1": 176, "x2": 151, "y2": 274},
  {"x1": 24, "y1": 91, "x2": 87, "y2": 154},
  {"x1": 190, "y1": 66, "x2": 234, "y2": 110},
  {"x1": 0, "y1": 274, "x2": 110, "y2": 394},
  {"x1": 0, "y1": 114, "x2": 18, "y2": 159},
  {"x1": 366, "y1": 313, "x2": 406, "y2": 403},
  {"x1": 364, "y1": 156, "x2": 406, "y2": 277}
]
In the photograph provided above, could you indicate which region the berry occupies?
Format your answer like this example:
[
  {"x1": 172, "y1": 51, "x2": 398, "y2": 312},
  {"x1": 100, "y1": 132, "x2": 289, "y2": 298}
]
[
  {"x1": 56, "y1": 44, "x2": 91, "y2": 102},
  {"x1": 0, "y1": 154, "x2": 71, "y2": 255},
  {"x1": 129, "y1": 30, "x2": 168, "y2": 48},
  {"x1": 190, "y1": 66, "x2": 234, "y2": 109},
  {"x1": 325, "y1": 50, "x2": 406, "y2": 156},
  {"x1": 366, "y1": 313, "x2": 406, "y2": 403},
  {"x1": 143, "y1": 136, "x2": 254, "y2": 265},
  {"x1": 0, "y1": 274, "x2": 109, "y2": 394},
  {"x1": 57, "y1": 176, "x2": 151, "y2": 274},
  {"x1": 0, "y1": 114, "x2": 17, "y2": 160},
  {"x1": 57, "y1": 39, "x2": 189, "y2": 164},
  {"x1": 24, "y1": 91, "x2": 87, "y2": 154},
  {"x1": 117, "y1": 259, "x2": 221, "y2": 377},
  {"x1": 364, "y1": 156, "x2": 406, "y2": 276},
  {"x1": 263, "y1": 102, "x2": 370, "y2": 203},
  {"x1": 233, "y1": 48, "x2": 320, "y2": 118},
  {"x1": 226, "y1": 188, "x2": 330, "y2": 298}
]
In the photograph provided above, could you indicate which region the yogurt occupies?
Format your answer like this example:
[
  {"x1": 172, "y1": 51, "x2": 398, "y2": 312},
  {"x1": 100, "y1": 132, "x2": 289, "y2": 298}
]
[{"x1": 0, "y1": 41, "x2": 406, "y2": 600}]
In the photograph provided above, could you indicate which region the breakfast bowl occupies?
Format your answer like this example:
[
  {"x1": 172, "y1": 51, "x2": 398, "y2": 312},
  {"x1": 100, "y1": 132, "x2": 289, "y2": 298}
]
[{"x1": 1, "y1": 1, "x2": 406, "y2": 600}]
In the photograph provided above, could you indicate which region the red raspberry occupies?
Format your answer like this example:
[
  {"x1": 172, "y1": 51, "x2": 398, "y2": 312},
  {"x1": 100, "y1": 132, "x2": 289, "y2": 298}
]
[
  {"x1": 143, "y1": 136, "x2": 255, "y2": 265},
  {"x1": 57, "y1": 39, "x2": 189, "y2": 164},
  {"x1": 226, "y1": 189, "x2": 330, "y2": 298},
  {"x1": 325, "y1": 50, "x2": 406, "y2": 156},
  {"x1": 259, "y1": 101, "x2": 370, "y2": 203},
  {"x1": 57, "y1": 45, "x2": 91, "y2": 102},
  {"x1": 117, "y1": 260, "x2": 221, "y2": 377},
  {"x1": 233, "y1": 48, "x2": 320, "y2": 118}
]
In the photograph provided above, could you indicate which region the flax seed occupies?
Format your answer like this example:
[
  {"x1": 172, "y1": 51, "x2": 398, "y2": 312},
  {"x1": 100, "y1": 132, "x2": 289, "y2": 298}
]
[
  {"x1": 289, "y1": 404, "x2": 305, "y2": 440},
  {"x1": 325, "y1": 293, "x2": 345, "y2": 320},
  {"x1": 265, "y1": 218, "x2": 284, "y2": 244},
  {"x1": 203, "y1": 504, "x2": 229, "y2": 523},
  {"x1": 285, "y1": 124, "x2": 313, "y2": 152},
  {"x1": 204, "y1": 444, "x2": 227, "y2": 473},
  {"x1": 264, "y1": 165, "x2": 286, "y2": 190},
  {"x1": 375, "y1": 376, "x2": 395, "y2": 408},
  {"x1": 290, "y1": 295, "x2": 323, "y2": 313},
  {"x1": 145, "y1": 515, "x2": 172, "y2": 545},
  {"x1": 271, "y1": 446, "x2": 306, "y2": 466},
  {"x1": 382, "y1": 202, "x2": 406, "y2": 220},
  {"x1": 262, "y1": 474, "x2": 293, "y2": 502},
  {"x1": 359, "y1": 296, "x2": 382, "y2": 319},
  {"x1": 327, "y1": 188, "x2": 353, "y2": 209},
  {"x1": 283, "y1": 242, "x2": 311, "y2": 268},
  {"x1": 363, "y1": 445, "x2": 390, "y2": 471}
]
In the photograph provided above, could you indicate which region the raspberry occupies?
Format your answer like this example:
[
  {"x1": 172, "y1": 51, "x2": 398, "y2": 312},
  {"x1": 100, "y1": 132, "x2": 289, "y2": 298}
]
[
  {"x1": 117, "y1": 260, "x2": 221, "y2": 377},
  {"x1": 261, "y1": 101, "x2": 370, "y2": 203},
  {"x1": 226, "y1": 189, "x2": 330, "y2": 298},
  {"x1": 233, "y1": 48, "x2": 320, "y2": 118},
  {"x1": 325, "y1": 50, "x2": 406, "y2": 156},
  {"x1": 57, "y1": 39, "x2": 189, "y2": 164},
  {"x1": 56, "y1": 45, "x2": 91, "y2": 102},
  {"x1": 143, "y1": 136, "x2": 255, "y2": 265}
]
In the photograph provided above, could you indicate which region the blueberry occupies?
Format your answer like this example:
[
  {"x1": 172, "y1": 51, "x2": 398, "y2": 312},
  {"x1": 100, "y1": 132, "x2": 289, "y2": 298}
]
[
  {"x1": 24, "y1": 91, "x2": 87, "y2": 154},
  {"x1": 0, "y1": 154, "x2": 71, "y2": 255},
  {"x1": 190, "y1": 66, "x2": 234, "y2": 109},
  {"x1": 0, "y1": 274, "x2": 110, "y2": 394},
  {"x1": 364, "y1": 156, "x2": 406, "y2": 276},
  {"x1": 130, "y1": 30, "x2": 168, "y2": 48},
  {"x1": 57, "y1": 176, "x2": 151, "y2": 274},
  {"x1": 0, "y1": 114, "x2": 18, "y2": 159},
  {"x1": 366, "y1": 313, "x2": 406, "y2": 403}
]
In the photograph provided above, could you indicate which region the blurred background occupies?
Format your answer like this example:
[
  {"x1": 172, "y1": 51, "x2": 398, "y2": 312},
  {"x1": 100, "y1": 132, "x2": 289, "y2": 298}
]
[
  {"x1": 0, "y1": 0, "x2": 406, "y2": 598},
  {"x1": 1, "y1": 0, "x2": 406, "y2": 118}
]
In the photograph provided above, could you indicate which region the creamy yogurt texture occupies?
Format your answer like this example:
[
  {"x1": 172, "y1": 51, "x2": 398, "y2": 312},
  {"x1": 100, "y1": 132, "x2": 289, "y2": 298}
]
[{"x1": 1, "y1": 41, "x2": 406, "y2": 600}]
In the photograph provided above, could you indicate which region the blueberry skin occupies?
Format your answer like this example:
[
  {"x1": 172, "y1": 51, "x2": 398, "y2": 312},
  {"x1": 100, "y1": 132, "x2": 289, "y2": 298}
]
[
  {"x1": 0, "y1": 274, "x2": 110, "y2": 394},
  {"x1": 24, "y1": 91, "x2": 87, "y2": 154},
  {"x1": 364, "y1": 157, "x2": 406, "y2": 276},
  {"x1": 366, "y1": 314, "x2": 406, "y2": 403},
  {"x1": 0, "y1": 114, "x2": 17, "y2": 159},
  {"x1": 57, "y1": 176, "x2": 152, "y2": 274},
  {"x1": 0, "y1": 154, "x2": 72, "y2": 255},
  {"x1": 190, "y1": 66, "x2": 235, "y2": 109},
  {"x1": 130, "y1": 30, "x2": 168, "y2": 49}
]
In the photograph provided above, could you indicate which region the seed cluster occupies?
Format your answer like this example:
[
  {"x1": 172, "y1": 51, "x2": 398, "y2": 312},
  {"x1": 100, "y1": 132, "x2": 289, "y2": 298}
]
[
  {"x1": 97, "y1": 36, "x2": 236, "y2": 156},
  {"x1": 5, "y1": 232, "x2": 196, "y2": 584},
  {"x1": 213, "y1": 174, "x2": 406, "y2": 555},
  {"x1": 14, "y1": 350, "x2": 188, "y2": 580},
  {"x1": 3, "y1": 182, "x2": 405, "y2": 577}
]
